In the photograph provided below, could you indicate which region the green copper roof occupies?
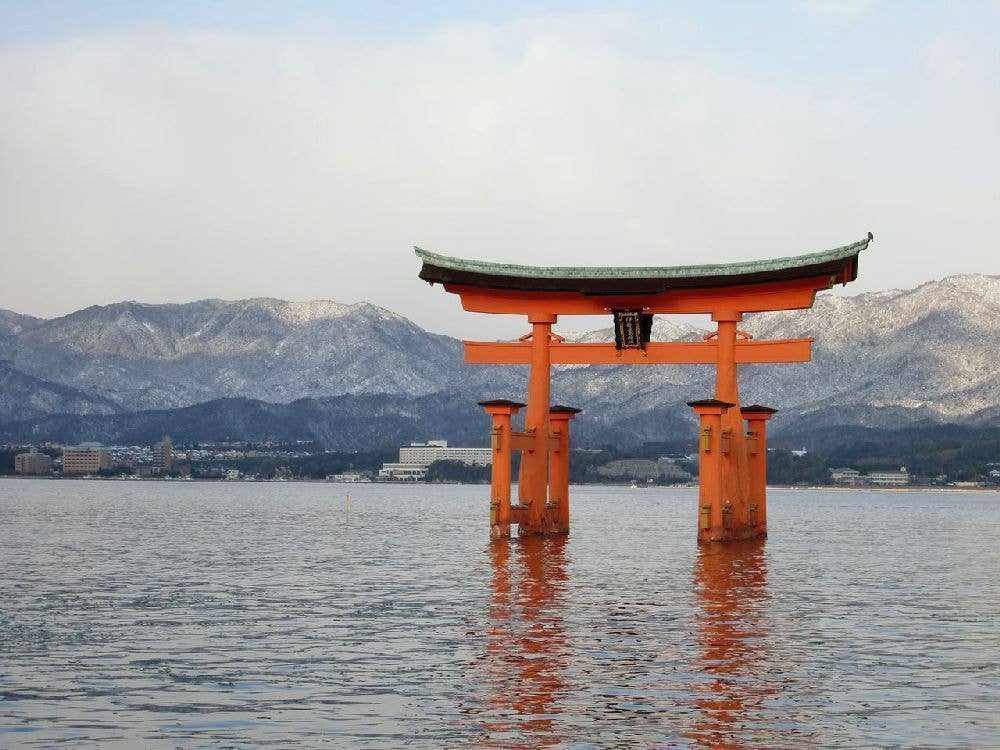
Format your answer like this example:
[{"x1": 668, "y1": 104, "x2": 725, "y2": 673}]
[
  {"x1": 416, "y1": 233, "x2": 870, "y2": 294},
  {"x1": 416, "y1": 234, "x2": 870, "y2": 281}
]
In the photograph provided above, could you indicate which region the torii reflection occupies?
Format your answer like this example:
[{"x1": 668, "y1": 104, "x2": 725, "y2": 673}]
[
  {"x1": 471, "y1": 535, "x2": 781, "y2": 747},
  {"x1": 476, "y1": 534, "x2": 570, "y2": 745},
  {"x1": 687, "y1": 538, "x2": 774, "y2": 749}
]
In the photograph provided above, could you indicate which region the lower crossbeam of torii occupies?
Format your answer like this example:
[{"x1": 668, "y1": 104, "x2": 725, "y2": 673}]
[{"x1": 416, "y1": 233, "x2": 872, "y2": 543}]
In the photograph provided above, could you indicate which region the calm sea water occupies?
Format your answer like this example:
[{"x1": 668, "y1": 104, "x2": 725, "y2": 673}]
[{"x1": 1, "y1": 479, "x2": 998, "y2": 748}]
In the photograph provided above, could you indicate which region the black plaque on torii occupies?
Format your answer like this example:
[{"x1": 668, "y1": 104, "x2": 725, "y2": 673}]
[{"x1": 613, "y1": 309, "x2": 654, "y2": 351}]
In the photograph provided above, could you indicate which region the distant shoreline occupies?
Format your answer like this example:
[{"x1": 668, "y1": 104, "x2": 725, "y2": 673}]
[
  {"x1": 765, "y1": 484, "x2": 998, "y2": 493},
  {"x1": 2, "y1": 475, "x2": 997, "y2": 493}
]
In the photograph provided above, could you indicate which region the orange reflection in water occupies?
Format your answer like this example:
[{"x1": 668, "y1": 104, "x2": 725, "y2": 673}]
[
  {"x1": 477, "y1": 534, "x2": 569, "y2": 746},
  {"x1": 474, "y1": 536, "x2": 780, "y2": 748},
  {"x1": 687, "y1": 539, "x2": 773, "y2": 749}
]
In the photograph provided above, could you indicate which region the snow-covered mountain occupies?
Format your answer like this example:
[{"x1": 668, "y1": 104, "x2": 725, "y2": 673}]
[
  {"x1": 0, "y1": 361, "x2": 120, "y2": 423},
  {"x1": 551, "y1": 274, "x2": 999, "y2": 431},
  {"x1": 1, "y1": 298, "x2": 499, "y2": 412},
  {"x1": 739, "y1": 275, "x2": 1000, "y2": 426},
  {"x1": 0, "y1": 274, "x2": 997, "y2": 444}
]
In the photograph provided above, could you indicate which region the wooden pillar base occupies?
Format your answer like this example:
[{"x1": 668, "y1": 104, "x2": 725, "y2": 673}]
[
  {"x1": 699, "y1": 523, "x2": 768, "y2": 544},
  {"x1": 700, "y1": 502, "x2": 768, "y2": 543},
  {"x1": 514, "y1": 500, "x2": 567, "y2": 534}
]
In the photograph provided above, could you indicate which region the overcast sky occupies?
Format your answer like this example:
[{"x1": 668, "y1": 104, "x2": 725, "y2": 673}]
[{"x1": 1, "y1": 1, "x2": 998, "y2": 338}]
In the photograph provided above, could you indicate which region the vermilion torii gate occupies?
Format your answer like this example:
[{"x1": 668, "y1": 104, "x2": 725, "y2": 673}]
[{"x1": 416, "y1": 233, "x2": 871, "y2": 543}]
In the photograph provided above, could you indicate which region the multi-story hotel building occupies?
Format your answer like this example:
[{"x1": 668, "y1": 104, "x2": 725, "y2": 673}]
[
  {"x1": 14, "y1": 448, "x2": 53, "y2": 475},
  {"x1": 153, "y1": 436, "x2": 173, "y2": 472},
  {"x1": 379, "y1": 440, "x2": 492, "y2": 480},
  {"x1": 398, "y1": 440, "x2": 492, "y2": 466},
  {"x1": 61, "y1": 443, "x2": 112, "y2": 475}
]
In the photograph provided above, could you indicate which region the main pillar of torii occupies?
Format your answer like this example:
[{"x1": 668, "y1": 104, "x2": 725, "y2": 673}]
[{"x1": 416, "y1": 233, "x2": 870, "y2": 542}]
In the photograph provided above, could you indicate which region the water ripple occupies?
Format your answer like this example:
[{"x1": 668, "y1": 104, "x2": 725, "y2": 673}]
[{"x1": 1, "y1": 480, "x2": 998, "y2": 747}]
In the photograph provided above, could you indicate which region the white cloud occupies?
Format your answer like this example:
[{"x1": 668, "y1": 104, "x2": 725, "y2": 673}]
[{"x1": 0, "y1": 11, "x2": 997, "y2": 339}]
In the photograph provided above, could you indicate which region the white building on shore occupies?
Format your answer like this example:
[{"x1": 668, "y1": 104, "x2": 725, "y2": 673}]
[
  {"x1": 830, "y1": 467, "x2": 862, "y2": 485},
  {"x1": 326, "y1": 472, "x2": 370, "y2": 483},
  {"x1": 378, "y1": 440, "x2": 491, "y2": 481},
  {"x1": 867, "y1": 466, "x2": 910, "y2": 486}
]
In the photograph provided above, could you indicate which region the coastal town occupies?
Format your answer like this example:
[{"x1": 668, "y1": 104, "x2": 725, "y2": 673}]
[{"x1": 5, "y1": 437, "x2": 998, "y2": 489}]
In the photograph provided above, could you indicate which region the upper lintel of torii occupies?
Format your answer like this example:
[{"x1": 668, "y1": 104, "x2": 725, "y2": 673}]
[{"x1": 415, "y1": 233, "x2": 871, "y2": 317}]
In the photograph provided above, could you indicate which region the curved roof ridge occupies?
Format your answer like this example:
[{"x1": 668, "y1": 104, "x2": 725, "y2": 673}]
[{"x1": 415, "y1": 233, "x2": 871, "y2": 281}]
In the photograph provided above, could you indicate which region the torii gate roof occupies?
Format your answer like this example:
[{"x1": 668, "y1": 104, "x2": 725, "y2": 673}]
[{"x1": 416, "y1": 233, "x2": 871, "y2": 295}]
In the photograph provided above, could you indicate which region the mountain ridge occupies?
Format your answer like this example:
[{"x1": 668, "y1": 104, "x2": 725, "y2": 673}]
[{"x1": 0, "y1": 273, "x2": 997, "y2": 447}]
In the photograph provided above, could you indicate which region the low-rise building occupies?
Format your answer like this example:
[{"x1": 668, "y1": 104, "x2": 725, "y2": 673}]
[
  {"x1": 595, "y1": 457, "x2": 693, "y2": 483},
  {"x1": 14, "y1": 448, "x2": 52, "y2": 475},
  {"x1": 378, "y1": 463, "x2": 430, "y2": 481},
  {"x1": 830, "y1": 467, "x2": 862, "y2": 485},
  {"x1": 326, "y1": 473, "x2": 370, "y2": 482},
  {"x1": 657, "y1": 457, "x2": 694, "y2": 483},
  {"x1": 61, "y1": 443, "x2": 112, "y2": 475},
  {"x1": 596, "y1": 459, "x2": 661, "y2": 481},
  {"x1": 868, "y1": 466, "x2": 910, "y2": 487}
]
